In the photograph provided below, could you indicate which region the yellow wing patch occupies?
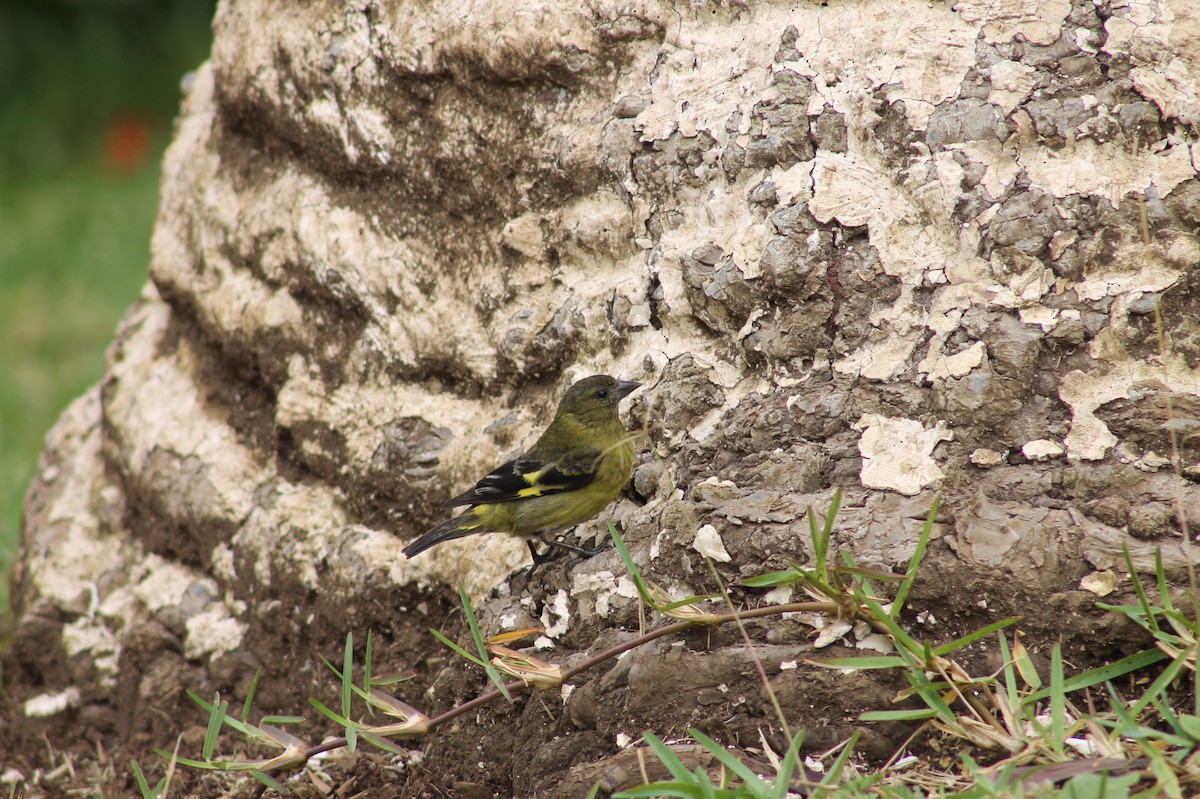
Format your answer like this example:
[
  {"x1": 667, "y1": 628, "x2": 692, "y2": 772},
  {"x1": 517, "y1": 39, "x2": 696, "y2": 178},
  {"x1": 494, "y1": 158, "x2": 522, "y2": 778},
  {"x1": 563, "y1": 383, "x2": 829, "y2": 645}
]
[{"x1": 516, "y1": 465, "x2": 555, "y2": 498}]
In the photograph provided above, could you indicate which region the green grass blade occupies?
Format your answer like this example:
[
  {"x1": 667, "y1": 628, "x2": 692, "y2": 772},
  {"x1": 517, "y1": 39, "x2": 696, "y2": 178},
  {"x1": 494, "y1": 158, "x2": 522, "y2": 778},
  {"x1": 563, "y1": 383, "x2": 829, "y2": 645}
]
[
  {"x1": 130, "y1": 760, "x2": 155, "y2": 799},
  {"x1": 903, "y1": 670, "x2": 959, "y2": 725},
  {"x1": 342, "y1": 632, "x2": 356, "y2": 752},
  {"x1": 308, "y1": 697, "x2": 355, "y2": 729},
  {"x1": 1100, "y1": 683, "x2": 1189, "y2": 745},
  {"x1": 483, "y1": 662, "x2": 513, "y2": 701},
  {"x1": 185, "y1": 689, "x2": 214, "y2": 711},
  {"x1": 458, "y1": 588, "x2": 487, "y2": 660},
  {"x1": 1025, "y1": 648, "x2": 1168, "y2": 704},
  {"x1": 202, "y1": 692, "x2": 227, "y2": 762},
  {"x1": 1130, "y1": 643, "x2": 1194, "y2": 717},
  {"x1": 687, "y1": 728, "x2": 769, "y2": 794},
  {"x1": 641, "y1": 732, "x2": 696, "y2": 782},
  {"x1": 318, "y1": 654, "x2": 343, "y2": 679},
  {"x1": 1100, "y1": 692, "x2": 1140, "y2": 736},
  {"x1": 819, "y1": 489, "x2": 842, "y2": 565},
  {"x1": 1151, "y1": 694, "x2": 1184, "y2": 738},
  {"x1": 1093, "y1": 604, "x2": 1159, "y2": 635},
  {"x1": 153, "y1": 750, "x2": 222, "y2": 770},
  {"x1": 840, "y1": 550, "x2": 880, "y2": 600},
  {"x1": 856, "y1": 590, "x2": 923, "y2": 658},
  {"x1": 185, "y1": 690, "x2": 256, "y2": 738},
  {"x1": 821, "y1": 489, "x2": 842, "y2": 541},
  {"x1": 458, "y1": 584, "x2": 512, "y2": 699},
  {"x1": 659, "y1": 594, "x2": 720, "y2": 612},
  {"x1": 740, "y1": 569, "x2": 804, "y2": 588},
  {"x1": 893, "y1": 497, "x2": 938, "y2": 617},
  {"x1": 241, "y1": 668, "x2": 263, "y2": 724},
  {"x1": 997, "y1": 631, "x2": 1021, "y2": 735},
  {"x1": 809, "y1": 491, "x2": 841, "y2": 583},
  {"x1": 931, "y1": 617, "x2": 1017, "y2": 656},
  {"x1": 1048, "y1": 643, "x2": 1066, "y2": 755},
  {"x1": 771, "y1": 727, "x2": 807, "y2": 799},
  {"x1": 429, "y1": 629, "x2": 488, "y2": 668},
  {"x1": 1155, "y1": 548, "x2": 1174, "y2": 613},
  {"x1": 250, "y1": 769, "x2": 288, "y2": 794},
  {"x1": 835, "y1": 565, "x2": 907, "y2": 582},
  {"x1": 1176, "y1": 713, "x2": 1200, "y2": 742},
  {"x1": 1123, "y1": 545, "x2": 1160, "y2": 633},
  {"x1": 1160, "y1": 608, "x2": 1200, "y2": 641},
  {"x1": 609, "y1": 522, "x2": 652, "y2": 603},
  {"x1": 360, "y1": 731, "x2": 409, "y2": 755},
  {"x1": 1139, "y1": 740, "x2": 1184, "y2": 799},
  {"x1": 365, "y1": 630, "x2": 374, "y2": 692},
  {"x1": 814, "y1": 731, "x2": 859, "y2": 798},
  {"x1": 260, "y1": 714, "x2": 305, "y2": 725}
]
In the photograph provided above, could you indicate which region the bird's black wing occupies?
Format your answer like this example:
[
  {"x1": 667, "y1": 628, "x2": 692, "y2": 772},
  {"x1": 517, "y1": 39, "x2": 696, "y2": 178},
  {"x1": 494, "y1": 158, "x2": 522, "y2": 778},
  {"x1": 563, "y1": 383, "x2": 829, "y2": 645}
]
[{"x1": 443, "y1": 449, "x2": 602, "y2": 507}]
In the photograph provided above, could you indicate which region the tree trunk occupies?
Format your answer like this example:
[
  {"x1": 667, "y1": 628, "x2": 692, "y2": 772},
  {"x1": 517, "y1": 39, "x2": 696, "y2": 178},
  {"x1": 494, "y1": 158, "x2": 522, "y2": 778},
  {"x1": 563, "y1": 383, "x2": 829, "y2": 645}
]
[{"x1": 8, "y1": 0, "x2": 1200, "y2": 795}]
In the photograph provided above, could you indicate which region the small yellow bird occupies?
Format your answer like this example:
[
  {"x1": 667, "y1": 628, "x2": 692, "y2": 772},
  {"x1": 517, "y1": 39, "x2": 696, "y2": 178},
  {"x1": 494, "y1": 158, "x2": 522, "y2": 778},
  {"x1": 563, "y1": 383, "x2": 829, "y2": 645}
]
[{"x1": 403, "y1": 374, "x2": 641, "y2": 563}]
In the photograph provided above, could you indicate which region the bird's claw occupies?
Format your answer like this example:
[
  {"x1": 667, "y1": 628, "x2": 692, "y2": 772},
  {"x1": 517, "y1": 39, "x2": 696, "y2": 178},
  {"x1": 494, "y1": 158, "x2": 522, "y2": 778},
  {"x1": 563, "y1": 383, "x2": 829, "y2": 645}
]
[{"x1": 524, "y1": 533, "x2": 611, "y2": 577}]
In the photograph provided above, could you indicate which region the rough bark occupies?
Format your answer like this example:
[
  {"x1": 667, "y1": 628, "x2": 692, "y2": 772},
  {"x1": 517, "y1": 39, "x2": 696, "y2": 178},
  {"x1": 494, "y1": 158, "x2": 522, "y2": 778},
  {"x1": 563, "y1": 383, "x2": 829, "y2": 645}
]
[{"x1": 7, "y1": 0, "x2": 1200, "y2": 795}]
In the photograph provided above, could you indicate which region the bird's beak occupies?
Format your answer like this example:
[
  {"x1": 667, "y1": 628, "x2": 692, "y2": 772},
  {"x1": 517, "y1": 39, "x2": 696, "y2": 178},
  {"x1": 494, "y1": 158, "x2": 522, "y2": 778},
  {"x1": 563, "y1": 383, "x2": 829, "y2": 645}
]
[{"x1": 616, "y1": 380, "x2": 641, "y2": 400}]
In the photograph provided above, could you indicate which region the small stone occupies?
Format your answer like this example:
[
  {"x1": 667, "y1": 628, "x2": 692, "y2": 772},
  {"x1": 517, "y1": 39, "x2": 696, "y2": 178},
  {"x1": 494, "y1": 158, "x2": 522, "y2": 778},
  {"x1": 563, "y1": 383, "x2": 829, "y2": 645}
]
[
  {"x1": 1080, "y1": 570, "x2": 1118, "y2": 596},
  {"x1": 744, "y1": 136, "x2": 781, "y2": 168},
  {"x1": 692, "y1": 523, "x2": 732, "y2": 562},
  {"x1": 1125, "y1": 292, "x2": 1159, "y2": 315},
  {"x1": 1089, "y1": 496, "x2": 1129, "y2": 527},
  {"x1": 632, "y1": 461, "x2": 664, "y2": 500},
  {"x1": 181, "y1": 581, "x2": 218, "y2": 616},
  {"x1": 1021, "y1": 439, "x2": 1064, "y2": 461},
  {"x1": 1129, "y1": 502, "x2": 1175, "y2": 540},
  {"x1": 24, "y1": 688, "x2": 81, "y2": 718},
  {"x1": 970, "y1": 448, "x2": 1005, "y2": 467},
  {"x1": 1134, "y1": 450, "x2": 1170, "y2": 472},
  {"x1": 500, "y1": 212, "x2": 545, "y2": 258},
  {"x1": 612, "y1": 94, "x2": 649, "y2": 118},
  {"x1": 926, "y1": 98, "x2": 1010, "y2": 150},
  {"x1": 748, "y1": 180, "x2": 777, "y2": 205},
  {"x1": 811, "y1": 110, "x2": 848, "y2": 152}
]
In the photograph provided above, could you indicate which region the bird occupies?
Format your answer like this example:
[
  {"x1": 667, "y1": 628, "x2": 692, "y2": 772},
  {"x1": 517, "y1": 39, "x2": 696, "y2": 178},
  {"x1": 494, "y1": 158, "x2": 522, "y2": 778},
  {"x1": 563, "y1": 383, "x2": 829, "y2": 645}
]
[{"x1": 403, "y1": 374, "x2": 642, "y2": 564}]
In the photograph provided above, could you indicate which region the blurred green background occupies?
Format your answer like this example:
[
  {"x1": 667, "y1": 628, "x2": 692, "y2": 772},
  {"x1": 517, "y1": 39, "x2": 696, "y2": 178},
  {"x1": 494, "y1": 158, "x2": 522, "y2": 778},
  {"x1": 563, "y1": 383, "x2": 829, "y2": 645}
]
[{"x1": 0, "y1": 0, "x2": 216, "y2": 612}]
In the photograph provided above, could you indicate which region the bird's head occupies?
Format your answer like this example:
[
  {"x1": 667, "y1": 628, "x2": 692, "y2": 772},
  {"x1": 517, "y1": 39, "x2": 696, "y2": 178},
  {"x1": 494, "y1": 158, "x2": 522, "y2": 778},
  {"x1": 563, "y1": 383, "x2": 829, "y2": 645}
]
[{"x1": 556, "y1": 374, "x2": 641, "y2": 425}]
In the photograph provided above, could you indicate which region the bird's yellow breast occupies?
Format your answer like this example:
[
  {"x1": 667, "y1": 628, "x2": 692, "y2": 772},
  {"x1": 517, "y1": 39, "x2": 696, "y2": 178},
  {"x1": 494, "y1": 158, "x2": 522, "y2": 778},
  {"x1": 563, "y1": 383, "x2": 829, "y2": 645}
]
[{"x1": 472, "y1": 437, "x2": 634, "y2": 537}]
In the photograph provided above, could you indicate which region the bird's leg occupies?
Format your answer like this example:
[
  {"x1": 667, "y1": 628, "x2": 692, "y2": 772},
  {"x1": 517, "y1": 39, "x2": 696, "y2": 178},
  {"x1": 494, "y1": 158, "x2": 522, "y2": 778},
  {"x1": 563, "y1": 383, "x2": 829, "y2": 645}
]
[
  {"x1": 541, "y1": 530, "x2": 612, "y2": 559},
  {"x1": 577, "y1": 538, "x2": 613, "y2": 557},
  {"x1": 525, "y1": 538, "x2": 558, "y2": 578},
  {"x1": 525, "y1": 530, "x2": 610, "y2": 579}
]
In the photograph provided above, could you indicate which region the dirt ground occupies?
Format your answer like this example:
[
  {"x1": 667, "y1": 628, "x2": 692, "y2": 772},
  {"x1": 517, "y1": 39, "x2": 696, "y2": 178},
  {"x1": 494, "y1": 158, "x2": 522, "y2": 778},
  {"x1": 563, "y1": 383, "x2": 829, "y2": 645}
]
[{"x1": 1, "y1": 491, "x2": 1161, "y2": 798}]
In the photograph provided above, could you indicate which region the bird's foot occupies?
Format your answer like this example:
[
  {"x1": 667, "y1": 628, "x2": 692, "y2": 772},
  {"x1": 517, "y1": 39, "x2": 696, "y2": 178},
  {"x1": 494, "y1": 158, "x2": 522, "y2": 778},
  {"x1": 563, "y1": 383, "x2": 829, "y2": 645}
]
[
  {"x1": 524, "y1": 533, "x2": 610, "y2": 579},
  {"x1": 525, "y1": 539, "x2": 558, "y2": 578},
  {"x1": 543, "y1": 534, "x2": 611, "y2": 560},
  {"x1": 575, "y1": 538, "x2": 612, "y2": 558}
]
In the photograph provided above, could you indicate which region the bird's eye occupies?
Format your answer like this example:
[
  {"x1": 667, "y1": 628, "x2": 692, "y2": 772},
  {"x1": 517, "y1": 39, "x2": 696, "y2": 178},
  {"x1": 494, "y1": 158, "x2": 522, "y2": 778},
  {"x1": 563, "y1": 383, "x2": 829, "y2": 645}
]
[{"x1": 596, "y1": 389, "x2": 609, "y2": 399}]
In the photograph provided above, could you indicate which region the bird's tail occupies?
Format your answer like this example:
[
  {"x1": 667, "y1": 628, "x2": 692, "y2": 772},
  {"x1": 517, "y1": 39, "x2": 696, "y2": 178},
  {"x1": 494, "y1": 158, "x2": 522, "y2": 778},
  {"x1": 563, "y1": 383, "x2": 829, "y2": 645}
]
[{"x1": 403, "y1": 511, "x2": 485, "y2": 558}]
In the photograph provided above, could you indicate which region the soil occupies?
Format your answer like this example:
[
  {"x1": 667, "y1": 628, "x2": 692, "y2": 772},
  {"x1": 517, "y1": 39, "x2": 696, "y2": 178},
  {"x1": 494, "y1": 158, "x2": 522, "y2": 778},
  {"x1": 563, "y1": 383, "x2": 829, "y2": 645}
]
[{"x1": 0, "y1": 509, "x2": 1158, "y2": 798}]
